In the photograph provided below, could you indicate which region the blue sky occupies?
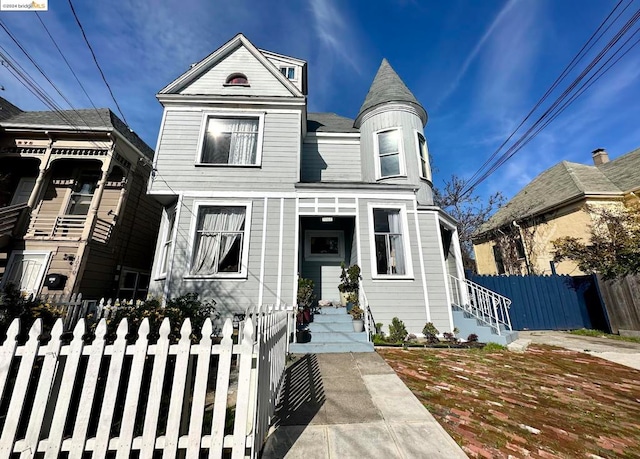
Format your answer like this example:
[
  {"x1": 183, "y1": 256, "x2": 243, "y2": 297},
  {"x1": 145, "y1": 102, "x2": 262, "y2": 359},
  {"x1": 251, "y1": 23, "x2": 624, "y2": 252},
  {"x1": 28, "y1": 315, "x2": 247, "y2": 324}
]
[{"x1": 1, "y1": 0, "x2": 639, "y2": 202}]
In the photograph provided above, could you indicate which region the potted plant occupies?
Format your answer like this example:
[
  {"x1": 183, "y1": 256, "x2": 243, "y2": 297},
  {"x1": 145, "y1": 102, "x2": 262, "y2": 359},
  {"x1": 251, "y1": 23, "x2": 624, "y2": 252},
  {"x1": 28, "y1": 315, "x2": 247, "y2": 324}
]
[
  {"x1": 349, "y1": 304, "x2": 365, "y2": 332},
  {"x1": 338, "y1": 262, "x2": 360, "y2": 306}
]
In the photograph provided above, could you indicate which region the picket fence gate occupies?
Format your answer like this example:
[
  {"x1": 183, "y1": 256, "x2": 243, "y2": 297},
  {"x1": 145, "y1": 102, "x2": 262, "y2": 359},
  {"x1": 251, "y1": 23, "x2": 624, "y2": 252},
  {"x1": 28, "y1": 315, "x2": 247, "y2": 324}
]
[{"x1": 0, "y1": 304, "x2": 292, "y2": 458}]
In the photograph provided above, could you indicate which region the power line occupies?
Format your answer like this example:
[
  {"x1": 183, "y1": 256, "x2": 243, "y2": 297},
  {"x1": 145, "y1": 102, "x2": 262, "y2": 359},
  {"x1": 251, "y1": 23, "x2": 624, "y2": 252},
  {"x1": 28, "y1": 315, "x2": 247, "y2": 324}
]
[
  {"x1": 460, "y1": 2, "x2": 640, "y2": 197},
  {"x1": 67, "y1": 0, "x2": 130, "y2": 126},
  {"x1": 34, "y1": 11, "x2": 109, "y2": 127}
]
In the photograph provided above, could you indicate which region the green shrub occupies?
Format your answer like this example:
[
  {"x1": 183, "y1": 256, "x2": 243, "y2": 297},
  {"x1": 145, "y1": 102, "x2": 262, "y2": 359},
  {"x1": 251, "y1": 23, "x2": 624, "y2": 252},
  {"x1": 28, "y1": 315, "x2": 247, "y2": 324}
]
[
  {"x1": 388, "y1": 317, "x2": 408, "y2": 343},
  {"x1": 422, "y1": 322, "x2": 439, "y2": 344},
  {"x1": 483, "y1": 342, "x2": 507, "y2": 352}
]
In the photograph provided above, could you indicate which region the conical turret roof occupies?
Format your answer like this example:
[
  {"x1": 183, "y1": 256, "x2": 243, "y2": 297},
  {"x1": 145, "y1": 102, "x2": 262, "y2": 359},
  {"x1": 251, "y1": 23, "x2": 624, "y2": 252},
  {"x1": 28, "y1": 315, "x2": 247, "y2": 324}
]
[{"x1": 355, "y1": 59, "x2": 427, "y2": 127}]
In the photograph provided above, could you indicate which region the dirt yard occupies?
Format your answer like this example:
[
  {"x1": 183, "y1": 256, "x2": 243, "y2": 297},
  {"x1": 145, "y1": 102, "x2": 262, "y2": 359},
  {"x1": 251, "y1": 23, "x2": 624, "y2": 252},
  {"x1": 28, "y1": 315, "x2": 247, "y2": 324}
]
[{"x1": 378, "y1": 345, "x2": 640, "y2": 459}]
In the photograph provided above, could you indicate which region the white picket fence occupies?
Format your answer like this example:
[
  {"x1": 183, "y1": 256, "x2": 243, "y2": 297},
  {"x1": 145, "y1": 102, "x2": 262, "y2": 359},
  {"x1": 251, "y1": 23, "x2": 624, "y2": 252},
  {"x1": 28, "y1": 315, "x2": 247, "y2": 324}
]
[{"x1": 0, "y1": 304, "x2": 292, "y2": 458}]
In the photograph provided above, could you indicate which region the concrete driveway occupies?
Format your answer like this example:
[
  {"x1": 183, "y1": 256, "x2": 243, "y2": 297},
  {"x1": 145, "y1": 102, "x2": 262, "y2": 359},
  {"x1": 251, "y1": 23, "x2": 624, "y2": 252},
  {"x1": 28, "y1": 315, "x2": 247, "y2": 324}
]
[{"x1": 518, "y1": 330, "x2": 640, "y2": 370}]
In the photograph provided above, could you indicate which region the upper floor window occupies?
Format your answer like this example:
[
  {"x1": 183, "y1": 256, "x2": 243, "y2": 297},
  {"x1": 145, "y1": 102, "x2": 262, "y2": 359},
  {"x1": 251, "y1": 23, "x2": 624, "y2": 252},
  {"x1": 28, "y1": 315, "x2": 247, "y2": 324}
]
[
  {"x1": 280, "y1": 66, "x2": 296, "y2": 80},
  {"x1": 199, "y1": 115, "x2": 263, "y2": 166},
  {"x1": 68, "y1": 173, "x2": 99, "y2": 215},
  {"x1": 417, "y1": 133, "x2": 431, "y2": 180},
  {"x1": 375, "y1": 129, "x2": 404, "y2": 178},
  {"x1": 190, "y1": 205, "x2": 249, "y2": 277},
  {"x1": 224, "y1": 73, "x2": 249, "y2": 86}
]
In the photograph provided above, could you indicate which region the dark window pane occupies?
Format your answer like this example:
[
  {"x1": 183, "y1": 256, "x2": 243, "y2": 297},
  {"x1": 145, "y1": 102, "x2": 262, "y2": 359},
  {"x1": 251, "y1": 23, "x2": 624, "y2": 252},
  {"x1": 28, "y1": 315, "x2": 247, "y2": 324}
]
[
  {"x1": 380, "y1": 154, "x2": 400, "y2": 177},
  {"x1": 218, "y1": 234, "x2": 242, "y2": 272},
  {"x1": 123, "y1": 272, "x2": 137, "y2": 289},
  {"x1": 375, "y1": 234, "x2": 388, "y2": 275},
  {"x1": 373, "y1": 209, "x2": 391, "y2": 232}
]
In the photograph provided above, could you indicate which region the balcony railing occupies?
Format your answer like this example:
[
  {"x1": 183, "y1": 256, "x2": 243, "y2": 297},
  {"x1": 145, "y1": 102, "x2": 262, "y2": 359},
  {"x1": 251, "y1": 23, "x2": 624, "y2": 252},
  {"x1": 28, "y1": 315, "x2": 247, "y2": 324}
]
[
  {"x1": 27, "y1": 214, "x2": 114, "y2": 243},
  {"x1": 0, "y1": 203, "x2": 28, "y2": 244}
]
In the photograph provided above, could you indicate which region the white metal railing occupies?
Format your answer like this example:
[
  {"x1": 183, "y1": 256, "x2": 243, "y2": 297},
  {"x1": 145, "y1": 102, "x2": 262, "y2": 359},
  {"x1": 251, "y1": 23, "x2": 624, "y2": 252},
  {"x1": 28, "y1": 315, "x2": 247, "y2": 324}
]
[
  {"x1": 360, "y1": 282, "x2": 373, "y2": 341},
  {"x1": 448, "y1": 274, "x2": 513, "y2": 335}
]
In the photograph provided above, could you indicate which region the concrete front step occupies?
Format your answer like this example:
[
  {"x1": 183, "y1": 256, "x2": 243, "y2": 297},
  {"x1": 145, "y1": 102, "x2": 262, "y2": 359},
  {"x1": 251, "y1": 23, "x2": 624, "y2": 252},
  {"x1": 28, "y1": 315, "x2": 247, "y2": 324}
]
[
  {"x1": 289, "y1": 341, "x2": 374, "y2": 354},
  {"x1": 291, "y1": 306, "x2": 374, "y2": 353},
  {"x1": 452, "y1": 308, "x2": 518, "y2": 346}
]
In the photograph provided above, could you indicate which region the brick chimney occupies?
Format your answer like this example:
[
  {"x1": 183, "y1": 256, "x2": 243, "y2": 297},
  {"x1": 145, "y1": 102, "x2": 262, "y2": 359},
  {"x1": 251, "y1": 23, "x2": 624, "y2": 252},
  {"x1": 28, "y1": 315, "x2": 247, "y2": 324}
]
[{"x1": 592, "y1": 148, "x2": 609, "y2": 166}]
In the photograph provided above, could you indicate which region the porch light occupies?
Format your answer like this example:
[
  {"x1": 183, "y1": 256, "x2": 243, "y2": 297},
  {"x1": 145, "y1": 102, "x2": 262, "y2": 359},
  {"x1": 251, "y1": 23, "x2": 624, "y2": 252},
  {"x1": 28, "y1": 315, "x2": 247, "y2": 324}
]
[{"x1": 322, "y1": 217, "x2": 333, "y2": 223}]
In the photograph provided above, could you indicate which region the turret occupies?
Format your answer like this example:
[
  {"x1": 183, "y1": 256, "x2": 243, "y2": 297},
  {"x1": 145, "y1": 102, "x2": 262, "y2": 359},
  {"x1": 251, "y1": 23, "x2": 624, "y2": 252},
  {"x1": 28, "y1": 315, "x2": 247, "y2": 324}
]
[{"x1": 355, "y1": 59, "x2": 433, "y2": 204}]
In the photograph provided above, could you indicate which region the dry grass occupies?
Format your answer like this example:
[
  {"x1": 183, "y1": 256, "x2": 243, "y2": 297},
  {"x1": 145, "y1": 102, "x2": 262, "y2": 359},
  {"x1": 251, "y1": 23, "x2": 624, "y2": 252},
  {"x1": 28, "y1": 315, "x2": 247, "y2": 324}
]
[{"x1": 378, "y1": 345, "x2": 640, "y2": 459}]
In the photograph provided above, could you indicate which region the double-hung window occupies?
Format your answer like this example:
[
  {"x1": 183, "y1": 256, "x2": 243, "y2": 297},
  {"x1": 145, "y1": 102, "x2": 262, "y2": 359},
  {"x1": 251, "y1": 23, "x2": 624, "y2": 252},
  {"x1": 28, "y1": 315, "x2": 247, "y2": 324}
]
[
  {"x1": 416, "y1": 132, "x2": 431, "y2": 180},
  {"x1": 191, "y1": 205, "x2": 247, "y2": 276},
  {"x1": 376, "y1": 129, "x2": 403, "y2": 178},
  {"x1": 199, "y1": 115, "x2": 262, "y2": 165},
  {"x1": 373, "y1": 208, "x2": 407, "y2": 276}
]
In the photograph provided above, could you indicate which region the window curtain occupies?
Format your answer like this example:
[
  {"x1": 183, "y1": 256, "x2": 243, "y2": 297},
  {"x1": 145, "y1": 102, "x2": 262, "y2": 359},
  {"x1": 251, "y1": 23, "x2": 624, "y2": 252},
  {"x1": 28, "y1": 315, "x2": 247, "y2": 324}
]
[
  {"x1": 388, "y1": 211, "x2": 405, "y2": 275},
  {"x1": 229, "y1": 119, "x2": 258, "y2": 165},
  {"x1": 192, "y1": 207, "x2": 245, "y2": 275}
]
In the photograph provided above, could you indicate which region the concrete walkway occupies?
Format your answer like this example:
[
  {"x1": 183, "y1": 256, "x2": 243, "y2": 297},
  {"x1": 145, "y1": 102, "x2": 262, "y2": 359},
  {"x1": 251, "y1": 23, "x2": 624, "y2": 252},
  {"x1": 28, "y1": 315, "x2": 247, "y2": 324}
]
[
  {"x1": 518, "y1": 330, "x2": 640, "y2": 370},
  {"x1": 261, "y1": 352, "x2": 467, "y2": 459}
]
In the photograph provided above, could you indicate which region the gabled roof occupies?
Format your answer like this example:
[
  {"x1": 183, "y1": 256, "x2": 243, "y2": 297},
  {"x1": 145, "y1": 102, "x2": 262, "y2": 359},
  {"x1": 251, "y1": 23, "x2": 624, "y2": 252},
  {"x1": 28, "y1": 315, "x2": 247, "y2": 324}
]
[
  {"x1": 158, "y1": 33, "x2": 304, "y2": 98},
  {"x1": 0, "y1": 107, "x2": 154, "y2": 159},
  {"x1": 355, "y1": 59, "x2": 427, "y2": 127},
  {"x1": 0, "y1": 97, "x2": 22, "y2": 121},
  {"x1": 307, "y1": 113, "x2": 359, "y2": 133},
  {"x1": 475, "y1": 148, "x2": 640, "y2": 237}
]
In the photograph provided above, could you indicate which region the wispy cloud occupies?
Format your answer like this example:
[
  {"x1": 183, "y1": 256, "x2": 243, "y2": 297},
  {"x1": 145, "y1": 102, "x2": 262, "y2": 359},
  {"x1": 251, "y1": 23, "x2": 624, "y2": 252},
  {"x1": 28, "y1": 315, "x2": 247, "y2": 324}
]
[{"x1": 436, "y1": 0, "x2": 518, "y2": 107}]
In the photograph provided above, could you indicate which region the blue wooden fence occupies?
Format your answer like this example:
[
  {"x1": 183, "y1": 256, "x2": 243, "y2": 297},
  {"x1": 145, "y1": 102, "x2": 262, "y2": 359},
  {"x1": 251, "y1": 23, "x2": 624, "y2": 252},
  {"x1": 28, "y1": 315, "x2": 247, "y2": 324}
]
[{"x1": 468, "y1": 273, "x2": 610, "y2": 332}]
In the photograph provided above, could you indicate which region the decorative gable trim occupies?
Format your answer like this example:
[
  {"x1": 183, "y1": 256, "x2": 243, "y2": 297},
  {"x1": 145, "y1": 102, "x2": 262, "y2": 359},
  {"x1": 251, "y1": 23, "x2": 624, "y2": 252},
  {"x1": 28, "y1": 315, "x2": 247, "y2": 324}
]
[{"x1": 158, "y1": 33, "x2": 304, "y2": 98}]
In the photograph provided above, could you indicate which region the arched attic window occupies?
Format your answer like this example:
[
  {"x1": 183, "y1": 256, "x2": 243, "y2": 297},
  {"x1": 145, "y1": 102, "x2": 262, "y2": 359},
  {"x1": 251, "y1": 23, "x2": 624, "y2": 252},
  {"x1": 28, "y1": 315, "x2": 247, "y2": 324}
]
[{"x1": 224, "y1": 73, "x2": 249, "y2": 86}]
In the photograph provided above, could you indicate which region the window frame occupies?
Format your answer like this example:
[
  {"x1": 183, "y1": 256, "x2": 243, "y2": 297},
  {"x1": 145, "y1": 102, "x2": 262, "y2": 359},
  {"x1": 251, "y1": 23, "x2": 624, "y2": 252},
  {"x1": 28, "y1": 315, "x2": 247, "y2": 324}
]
[
  {"x1": 1, "y1": 250, "x2": 52, "y2": 295},
  {"x1": 373, "y1": 127, "x2": 406, "y2": 180},
  {"x1": 195, "y1": 111, "x2": 265, "y2": 167},
  {"x1": 414, "y1": 130, "x2": 431, "y2": 181},
  {"x1": 156, "y1": 205, "x2": 177, "y2": 279},
  {"x1": 367, "y1": 203, "x2": 414, "y2": 280},
  {"x1": 118, "y1": 268, "x2": 150, "y2": 301},
  {"x1": 304, "y1": 230, "x2": 345, "y2": 261},
  {"x1": 279, "y1": 66, "x2": 297, "y2": 81},
  {"x1": 185, "y1": 200, "x2": 253, "y2": 280}
]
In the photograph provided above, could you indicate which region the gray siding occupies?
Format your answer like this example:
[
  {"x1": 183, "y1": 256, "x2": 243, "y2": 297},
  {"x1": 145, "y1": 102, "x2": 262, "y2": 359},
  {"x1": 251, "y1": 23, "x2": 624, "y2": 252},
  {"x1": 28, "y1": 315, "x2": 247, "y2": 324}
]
[
  {"x1": 152, "y1": 196, "x2": 297, "y2": 320},
  {"x1": 151, "y1": 110, "x2": 300, "y2": 193},
  {"x1": 180, "y1": 46, "x2": 292, "y2": 97},
  {"x1": 419, "y1": 211, "x2": 452, "y2": 332},
  {"x1": 301, "y1": 139, "x2": 361, "y2": 182},
  {"x1": 359, "y1": 108, "x2": 433, "y2": 204},
  {"x1": 357, "y1": 198, "x2": 429, "y2": 334}
]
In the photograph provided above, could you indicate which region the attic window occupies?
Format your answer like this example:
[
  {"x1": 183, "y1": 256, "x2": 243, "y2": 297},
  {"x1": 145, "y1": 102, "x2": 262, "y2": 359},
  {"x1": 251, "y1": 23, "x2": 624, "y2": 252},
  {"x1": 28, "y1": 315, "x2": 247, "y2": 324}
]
[{"x1": 224, "y1": 73, "x2": 249, "y2": 86}]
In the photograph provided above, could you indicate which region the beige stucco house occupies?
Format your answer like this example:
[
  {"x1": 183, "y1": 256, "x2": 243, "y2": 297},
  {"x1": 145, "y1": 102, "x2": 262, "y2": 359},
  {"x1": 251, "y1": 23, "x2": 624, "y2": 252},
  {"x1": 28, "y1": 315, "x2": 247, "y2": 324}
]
[
  {"x1": 0, "y1": 97, "x2": 162, "y2": 300},
  {"x1": 473, "y1": 147, "x2": 640, "y2": 276}
]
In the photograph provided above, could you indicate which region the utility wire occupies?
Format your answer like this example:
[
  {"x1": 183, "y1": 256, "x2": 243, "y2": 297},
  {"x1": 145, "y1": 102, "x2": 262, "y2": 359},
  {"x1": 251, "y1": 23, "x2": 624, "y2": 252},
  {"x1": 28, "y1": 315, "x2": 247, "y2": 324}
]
[
  {"x1": 463, "y1": 0, "x2": 631, "y2": 188},
  {"x1": 460, "y1": 2, "x2": 640, "y2": 197},
  {"x1": 67, "y1": 0, "x2": 130, "y2": 126},
  {"x1": 34, "y1": 11, "x2": 109, "y2": 126}
]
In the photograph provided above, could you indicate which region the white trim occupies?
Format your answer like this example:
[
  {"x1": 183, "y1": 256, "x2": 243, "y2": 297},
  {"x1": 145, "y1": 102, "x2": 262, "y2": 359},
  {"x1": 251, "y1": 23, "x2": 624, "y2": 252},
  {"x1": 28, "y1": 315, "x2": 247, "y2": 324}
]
[
  {"x1": 292, "y1": 197, "x2": 300, "y2": 307},
  {"x1": 373, "y1": 127, "x2": 406, "y2": 180},
  {"x1": 258, "y1": 197, "x2": 268, "y2": 306},
  {"x1": 186, "y1": 199, "x2": 253, "y2": 279},
  {"x1": 306, "y1": 132, "x2": 361, "y2": 138},
  {"x1": 150, "y1": 108, "x2": 168, "y2": 176},
  {"x1": 1, "y1": 250, "x2": 52, "y2": 295},
  {"x1": 296, "y1": 110, "x2": 301, "y2": 184},
  {"x1": 449, "y1": 225, "x2": 469, "y2": 305},
  {"x1": 276, "y1": 198, "x2": 284, "y2": 304},
  {"x1": 154, "y1": 204, "x2": 177, "y2": 280},
  {"x1": 414, "y1": 130, "x2": 432, "y2": 181},
  {"x1": 413, "y1": 200, "x2": 431, "y2": 322},
  {"x1": 303, "y1": 138, "x2": 361, "y2": 145},
  {"x1": 366, "y1": 202, "x2": 414, "y2": 280},
  {"x1": 158, "y1": 96, "x2": 306, "y2": 107},
  {"x1": 304, "y1": 230, "x2": 345, "y2": 261},
  {"x1": 195, "y1": 111, "x2": 265, "y2": 167},
  {"x1": 163, "y1": 194, "x2": 182, "y2": 302},
  {"x1": 355, "y1": 197, "x2": 362, "y2": 269},
  {"x1": 435, "y1": 219, "x2": 455, "y2": 331},
  {"x1": 162, "y1": 106, "x2": 301, "y2": 114},
  {"x1": 164, "y1": 190, "x2": 418, "y2": 200}
]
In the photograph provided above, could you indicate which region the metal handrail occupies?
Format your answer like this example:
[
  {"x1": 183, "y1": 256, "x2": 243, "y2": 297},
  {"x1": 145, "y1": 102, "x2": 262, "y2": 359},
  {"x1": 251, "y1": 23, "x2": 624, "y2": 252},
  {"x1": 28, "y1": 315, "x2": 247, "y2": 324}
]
[
  {"x1": 359, "y1": 281, "x2": 375, "y2": 342},
  {"x1": 448, "y1": 274, "x2": 513, "y2": 335}
]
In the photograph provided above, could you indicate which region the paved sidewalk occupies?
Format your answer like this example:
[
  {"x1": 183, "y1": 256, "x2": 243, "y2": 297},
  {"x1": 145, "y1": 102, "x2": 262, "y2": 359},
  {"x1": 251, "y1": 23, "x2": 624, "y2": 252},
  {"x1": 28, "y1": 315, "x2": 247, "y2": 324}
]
[
  {"x1": 261, "y1": 352, "x2": 467, "y2": 459},
  {"x1": 518, "y1": 330, "x2": 640, "y2": 370}
]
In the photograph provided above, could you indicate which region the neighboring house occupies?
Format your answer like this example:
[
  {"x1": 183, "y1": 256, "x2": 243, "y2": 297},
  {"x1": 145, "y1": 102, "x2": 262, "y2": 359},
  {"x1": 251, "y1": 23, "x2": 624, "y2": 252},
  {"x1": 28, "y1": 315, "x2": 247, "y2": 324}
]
[
  {"x1": 473, "y1": 147, "x2": 640, "y2": 276},
  {"x1": 147, "y1": 33, "x2": 468, "y2": 334},
  {"x1": 0, "y1": 97, "x2": 162, "y2": 300}
]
